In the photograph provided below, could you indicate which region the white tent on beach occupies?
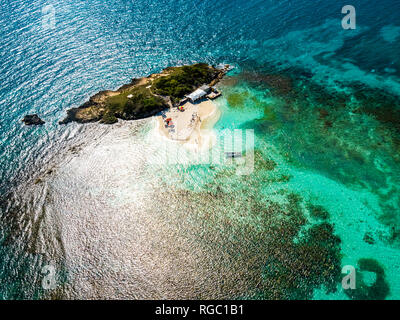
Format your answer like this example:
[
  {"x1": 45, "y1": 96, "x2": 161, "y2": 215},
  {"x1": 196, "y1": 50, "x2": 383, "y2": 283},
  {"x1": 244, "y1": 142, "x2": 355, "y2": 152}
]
[
  {"x1": 186, "y1": 85, "x2": 211, "y2": 102},
  {"x1": 186, "y1": 88, "x2": 207, "y2": 102}
]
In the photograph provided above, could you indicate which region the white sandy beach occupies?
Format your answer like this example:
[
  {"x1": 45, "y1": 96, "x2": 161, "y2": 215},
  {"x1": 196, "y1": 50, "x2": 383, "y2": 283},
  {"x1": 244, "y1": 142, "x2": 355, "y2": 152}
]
[{"x1": 156, "y1": 99, "x2": 221, "y2": 151}]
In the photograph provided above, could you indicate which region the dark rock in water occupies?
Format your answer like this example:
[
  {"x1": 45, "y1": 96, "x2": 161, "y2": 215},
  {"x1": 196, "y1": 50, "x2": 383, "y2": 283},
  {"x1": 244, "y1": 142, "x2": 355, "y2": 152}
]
[
  {"x1": 22, "y1": 114, "x2": 45, "y2": 126},
  {"x1": 363, "y1": 232, "x2": 375, "y2": 245}
]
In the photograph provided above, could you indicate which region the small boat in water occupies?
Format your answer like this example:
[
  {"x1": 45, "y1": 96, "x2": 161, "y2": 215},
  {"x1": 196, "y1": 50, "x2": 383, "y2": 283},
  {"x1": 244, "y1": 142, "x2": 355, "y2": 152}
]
[{"x1": 225, "y1": 152, "x2": 242, "y2": 158}]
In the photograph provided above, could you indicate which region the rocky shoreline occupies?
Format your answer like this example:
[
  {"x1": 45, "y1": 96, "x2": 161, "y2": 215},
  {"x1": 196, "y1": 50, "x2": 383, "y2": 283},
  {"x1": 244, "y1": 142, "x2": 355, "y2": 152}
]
[
  {"x1": 59, "y1": 63, "x2": 229, "y2": 125},
  {"x1": 58, "y1": 78, "x2": 145, "y2": 125}
]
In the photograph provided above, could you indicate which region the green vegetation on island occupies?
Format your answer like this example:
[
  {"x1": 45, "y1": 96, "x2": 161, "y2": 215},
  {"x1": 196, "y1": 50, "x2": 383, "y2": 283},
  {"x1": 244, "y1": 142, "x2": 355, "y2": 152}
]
[
  {"x1": 60, "y1": 63, "x2": 226, "y2": 125},
  {"x1": 102, "y1": 85, "x2": 165, "y2": 124},
  {"x1": 153, "y1": 63, "x2": 218, "y2": 103}
]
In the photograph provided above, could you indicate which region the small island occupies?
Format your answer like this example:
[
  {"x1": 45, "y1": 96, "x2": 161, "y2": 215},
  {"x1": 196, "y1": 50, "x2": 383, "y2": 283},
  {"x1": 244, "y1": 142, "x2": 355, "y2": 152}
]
[
  {"x1": 59, "y1": 63, "x2": 229, "y2": 125},
  {"x1": 22, "y1": 114, "x2": 45, "y2": 126}
]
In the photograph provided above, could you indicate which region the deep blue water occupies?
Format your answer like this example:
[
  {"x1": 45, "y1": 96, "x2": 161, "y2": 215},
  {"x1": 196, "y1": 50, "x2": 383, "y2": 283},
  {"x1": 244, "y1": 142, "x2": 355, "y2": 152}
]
[{"x1": 1, "y1": 0, "x2": 400, "y2": 299}]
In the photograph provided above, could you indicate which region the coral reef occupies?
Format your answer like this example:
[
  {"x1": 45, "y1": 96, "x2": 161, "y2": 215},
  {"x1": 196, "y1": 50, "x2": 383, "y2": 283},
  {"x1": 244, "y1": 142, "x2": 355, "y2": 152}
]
[{"x1": 344, "y1": 258, "x2": 390, "y2": 300}]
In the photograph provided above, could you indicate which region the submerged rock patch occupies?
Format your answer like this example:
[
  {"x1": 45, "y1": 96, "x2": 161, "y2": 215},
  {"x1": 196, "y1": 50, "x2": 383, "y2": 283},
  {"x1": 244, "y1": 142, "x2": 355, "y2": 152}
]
[{"x1": 344, "y1": 258, "x2": 390, "y2": 300}]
